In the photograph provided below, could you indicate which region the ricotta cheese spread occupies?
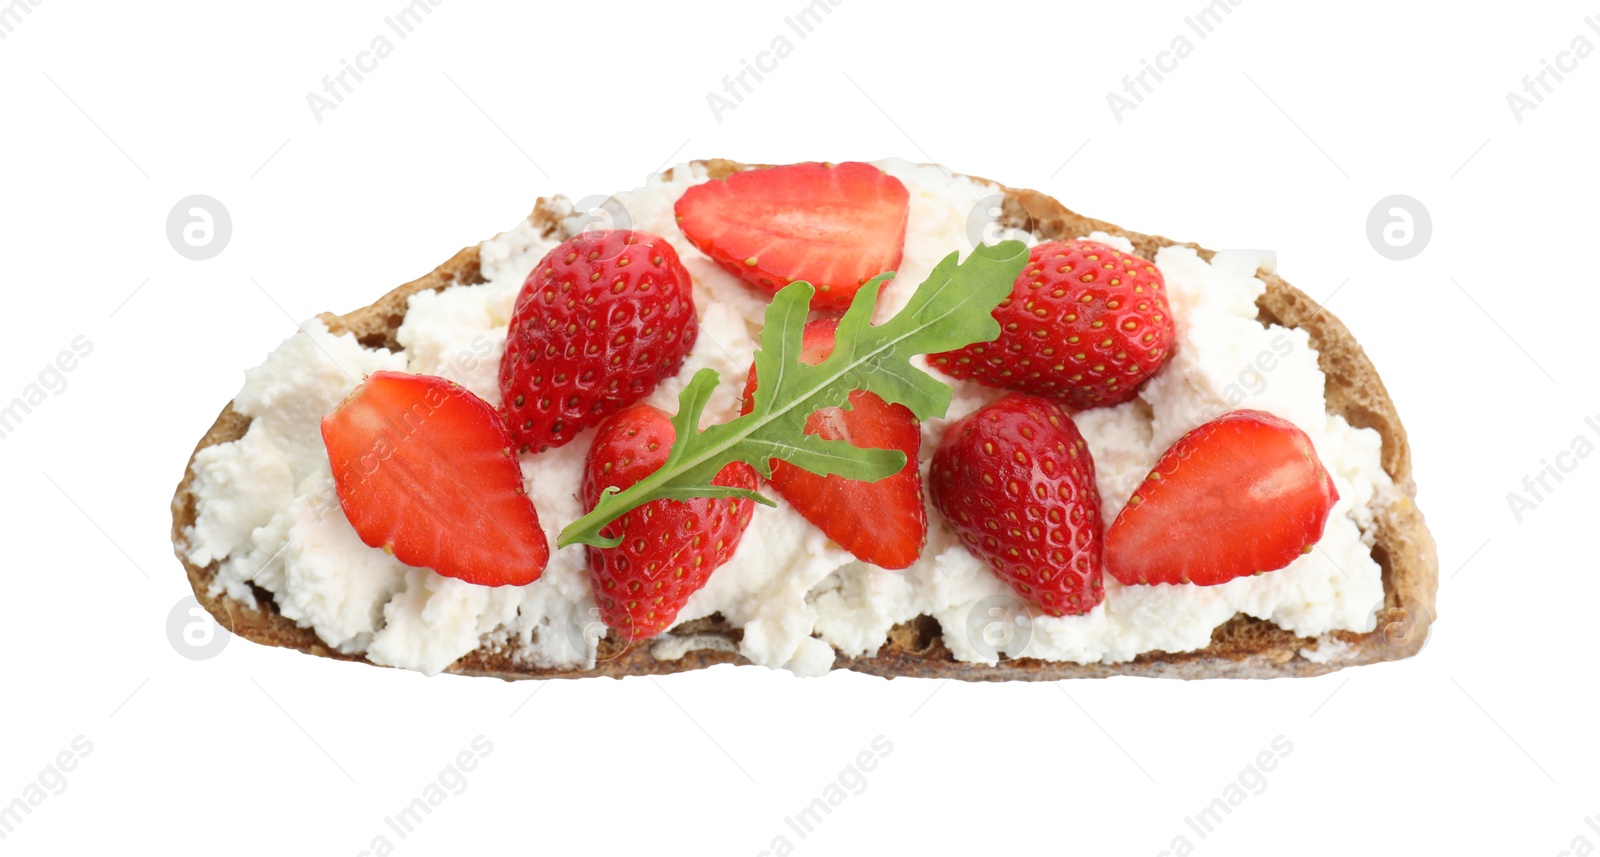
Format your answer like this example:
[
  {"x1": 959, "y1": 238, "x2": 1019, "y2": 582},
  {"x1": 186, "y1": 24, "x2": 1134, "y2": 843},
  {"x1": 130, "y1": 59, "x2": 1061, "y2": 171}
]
[{"x1": 184, "y1": 159, "x2": 1394, "y2": 676}]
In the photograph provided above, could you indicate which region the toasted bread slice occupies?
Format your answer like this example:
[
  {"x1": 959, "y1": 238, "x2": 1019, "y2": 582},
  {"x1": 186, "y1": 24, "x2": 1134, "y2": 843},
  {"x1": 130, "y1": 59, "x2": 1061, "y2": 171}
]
[{"x1": 169, "y1": 160, "x2": 1438, "y2": 680}]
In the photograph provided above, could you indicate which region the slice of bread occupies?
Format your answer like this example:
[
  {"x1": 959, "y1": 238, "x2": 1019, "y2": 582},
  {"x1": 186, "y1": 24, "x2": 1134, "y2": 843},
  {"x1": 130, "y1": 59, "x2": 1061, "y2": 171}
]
[{"x1": 169, "y1": 160, "x2": 1438, "y2": 680}]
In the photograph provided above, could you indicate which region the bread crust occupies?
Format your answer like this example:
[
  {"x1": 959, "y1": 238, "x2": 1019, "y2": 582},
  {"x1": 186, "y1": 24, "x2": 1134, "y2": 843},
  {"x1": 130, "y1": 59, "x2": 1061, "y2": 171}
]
[{"x1": 169, "y1": 161, "x2": 1438, "y2": 680}]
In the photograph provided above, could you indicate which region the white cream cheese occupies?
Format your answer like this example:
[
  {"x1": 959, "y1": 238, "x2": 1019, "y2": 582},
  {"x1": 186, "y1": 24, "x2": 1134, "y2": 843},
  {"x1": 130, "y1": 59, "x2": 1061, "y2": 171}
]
[{"x1": 183, "y1": 159, "x2": 1394, "y2": 676}]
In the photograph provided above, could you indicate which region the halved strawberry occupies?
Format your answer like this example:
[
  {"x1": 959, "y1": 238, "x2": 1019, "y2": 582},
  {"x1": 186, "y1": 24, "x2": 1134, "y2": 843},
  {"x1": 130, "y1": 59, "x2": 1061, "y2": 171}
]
[
  {"x1": 1106, "y1": 409, "x2": 1339, "y2": 587},
  {"x1": 583, "y1": 405, "x2": 758, "y2": 641},
  {"x1": 322, "y1": 371, "x2": 548, "y2": 587},
  {"x1": 674, "y1": 161, "x2": 909, "y2": 313},
  {"x1": 740, "y1": 318, "x2": 926, "y2": 569}
]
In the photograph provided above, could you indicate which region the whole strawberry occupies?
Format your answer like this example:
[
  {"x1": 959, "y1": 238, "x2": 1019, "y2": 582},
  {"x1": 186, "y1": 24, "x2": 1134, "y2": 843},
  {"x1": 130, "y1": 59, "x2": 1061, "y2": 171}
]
[
  {"x1": 930, "y1": 393, "x2": 1104, "y2": 616},
  {"x1": 930, "y1": 240, "x2": 1174, "y2": 410},
  {"x1": 500, "y1": 230, "x2": 698, "y2": 453},
  {"x1": 582, "y1": 404, "x2": 758, "y2": 641}
]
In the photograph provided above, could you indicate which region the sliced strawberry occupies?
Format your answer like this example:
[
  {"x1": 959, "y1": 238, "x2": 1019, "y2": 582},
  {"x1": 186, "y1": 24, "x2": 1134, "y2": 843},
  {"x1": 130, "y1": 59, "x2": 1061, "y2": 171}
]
[
  {"x1": 322, "y1": 371, "x2": 548, "y2": 587},
  {"x1": 1106, "y1": 409, "x2": 1339, "y2": 587},
  {"x1": 583, "y1": 404, "x2": 758, "y2": 641},
  {"x1": 740, "y1": 318, "x2": 926, "y2": 569},
  {"x1": 930, "y1": 394, "x2": 1104, "y2": 616},
  {"x1": 674, "y1": 161, "x2": 909, "y2": 313},
  {"x1": 500, "y1": 229, "x2": 698, "y2": 454}
]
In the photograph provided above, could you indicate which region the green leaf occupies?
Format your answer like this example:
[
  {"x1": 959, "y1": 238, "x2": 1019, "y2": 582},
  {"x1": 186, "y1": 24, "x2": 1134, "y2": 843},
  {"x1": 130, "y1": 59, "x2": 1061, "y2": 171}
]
[{"x1": 558, "y1": 240, "x2": 1029, "y2": 549}]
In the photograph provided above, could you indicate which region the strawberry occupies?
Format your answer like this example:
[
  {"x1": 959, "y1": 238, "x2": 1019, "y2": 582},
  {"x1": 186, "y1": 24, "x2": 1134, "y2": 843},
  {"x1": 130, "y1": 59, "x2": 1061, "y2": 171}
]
[
  {"x1": 500, "y1": 229, "x2": 698, "y2": 454},
  {"x1": 1106, "y1": 409, "x2": 1339, "y2": 587},
  {"x1": 930, "y1": 239, "x2": 1175, "y2": 410},
  {"x1": 739, "y1": 318, "x2": 926, "y2": 569},
  {"x1": 929, "y1": 393, "x2": 1104, "y2": 616},
  {"x1": 582, "y1": 404, "x2": 758, "y2": 641},
  {"x1": 674, "y1": 161, "x2": 909, "y2": 313},
  {"x1": 322, "y1": 371, "x2": 548, "y2": 587}
]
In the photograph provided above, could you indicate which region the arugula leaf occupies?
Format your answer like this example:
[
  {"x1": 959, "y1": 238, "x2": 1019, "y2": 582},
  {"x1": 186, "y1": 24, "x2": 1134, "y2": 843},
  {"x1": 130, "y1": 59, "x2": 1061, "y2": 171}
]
[{"x1": 557, "y1": 240, "x2": 1029, "y2": 549}]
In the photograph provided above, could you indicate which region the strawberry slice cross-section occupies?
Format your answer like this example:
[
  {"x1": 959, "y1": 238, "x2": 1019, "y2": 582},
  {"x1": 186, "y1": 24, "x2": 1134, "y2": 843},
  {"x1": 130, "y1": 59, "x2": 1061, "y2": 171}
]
[
  {"x1": 674, "y1": 161, "x2": 910, "y2": 313},
  {"x1": 1106, "y1": 409, "x2": 1339, "y2": 587},
  {"x1": 322, "y1": 371, "x2": 549, "y2": 587},
  {"x1": 740, "y1": 318, "x2": 927, "y2": 568}
]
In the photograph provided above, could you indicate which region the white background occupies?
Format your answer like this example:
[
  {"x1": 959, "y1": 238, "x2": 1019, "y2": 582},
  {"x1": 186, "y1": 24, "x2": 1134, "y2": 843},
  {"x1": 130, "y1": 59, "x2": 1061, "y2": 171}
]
[{"x1": 1, "y1": 0, "x2": 1595, "y2": 854}]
